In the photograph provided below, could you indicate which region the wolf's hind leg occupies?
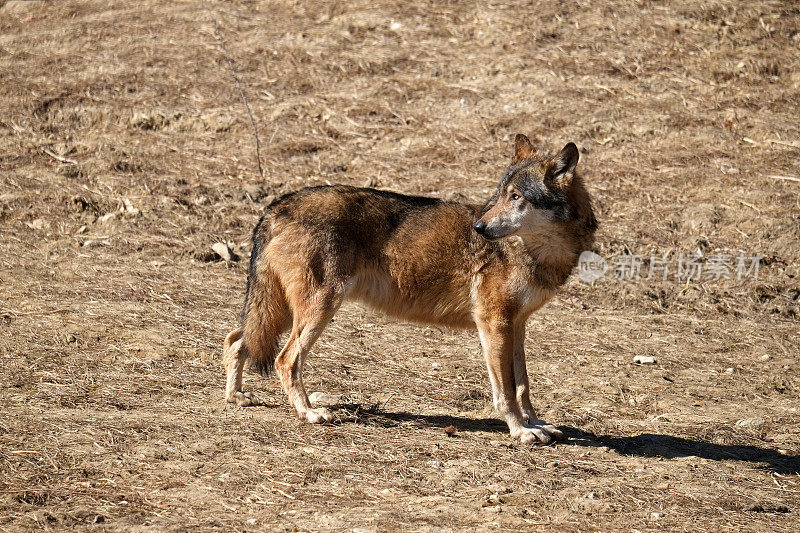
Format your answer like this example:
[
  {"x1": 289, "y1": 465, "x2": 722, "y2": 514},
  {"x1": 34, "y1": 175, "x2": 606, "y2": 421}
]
[
  {"x1": 275, "y1": 289, "x2": 342, "y2": 423},
  {"x1": 223, "y1": 328, "x2": 260, "y2": 406}
]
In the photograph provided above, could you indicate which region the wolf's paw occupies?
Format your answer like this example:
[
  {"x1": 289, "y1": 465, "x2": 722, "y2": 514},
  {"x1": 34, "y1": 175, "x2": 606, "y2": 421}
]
[
  {"x1": 521, "y1": 409, "x2": 537, "y2": 426},
  {"x1": 303, "y1": 407, "x2": 334, "y2": 424},
  {"x1": 228, "y1": 391, "x2": 260, "y2": 407},
  {"x1": 525, "y1": 419, "x2": 562, "y2": 436},
  {"x1": 513, "y1": 422, "x2": 563, "y2": 445}
]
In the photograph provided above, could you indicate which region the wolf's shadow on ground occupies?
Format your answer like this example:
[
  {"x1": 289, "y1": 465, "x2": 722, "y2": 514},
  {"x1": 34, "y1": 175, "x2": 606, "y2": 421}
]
[{"x1": 340, "y1": 406, "x2": 799, "y2": 475}]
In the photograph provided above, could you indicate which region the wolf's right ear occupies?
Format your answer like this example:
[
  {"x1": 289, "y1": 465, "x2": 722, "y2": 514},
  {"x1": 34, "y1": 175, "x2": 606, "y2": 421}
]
[{"x1": 512, "y1": 134, "x2": 534, "y2": 163}]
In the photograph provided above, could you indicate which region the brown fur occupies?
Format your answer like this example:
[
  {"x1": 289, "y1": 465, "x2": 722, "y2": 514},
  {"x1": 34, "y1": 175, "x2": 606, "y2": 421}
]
[{"x1": 223, "y1": 134, "x2": 597, "y2": 443}]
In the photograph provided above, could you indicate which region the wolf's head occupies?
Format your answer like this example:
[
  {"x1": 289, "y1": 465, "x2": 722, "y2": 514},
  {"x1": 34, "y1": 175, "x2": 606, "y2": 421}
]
[{"x1": 474, "y1": 134, "x2": 586, "y2": 241}]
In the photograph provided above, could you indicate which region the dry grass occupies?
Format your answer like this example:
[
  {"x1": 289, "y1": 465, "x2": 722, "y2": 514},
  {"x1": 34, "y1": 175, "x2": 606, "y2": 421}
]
[{"x1": 1, "y1": 0, "x2": 799, "y2": 530}]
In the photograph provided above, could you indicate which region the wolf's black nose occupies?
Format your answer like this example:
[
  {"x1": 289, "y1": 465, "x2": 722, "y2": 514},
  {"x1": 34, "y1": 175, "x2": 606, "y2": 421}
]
[{"x1": 473, "y1": 221, "x2": 487, "y2": 235}]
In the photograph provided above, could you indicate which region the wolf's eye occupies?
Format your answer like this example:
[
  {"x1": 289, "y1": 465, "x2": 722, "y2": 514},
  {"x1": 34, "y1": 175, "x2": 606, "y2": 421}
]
[{"x1": 510, "y1": 193, "x2": 521, "y2": 201}]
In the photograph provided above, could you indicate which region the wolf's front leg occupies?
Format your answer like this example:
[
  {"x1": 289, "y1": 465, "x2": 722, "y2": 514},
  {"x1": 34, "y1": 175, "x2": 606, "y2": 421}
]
[
  {"x1": 512, "y1": 322, "x2": 563, "y2": 441},
  {"x1": 477, "y1": 319, "x2": 561, "y2": 444},
  {"x1": 513, "y1": 322, "x2": 537, "y2": 424}
]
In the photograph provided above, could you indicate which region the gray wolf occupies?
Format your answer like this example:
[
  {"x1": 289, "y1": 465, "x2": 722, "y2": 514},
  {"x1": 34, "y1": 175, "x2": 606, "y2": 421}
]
[{"x1": 223, "y1": 134, "x2": 597, "y2": 444}]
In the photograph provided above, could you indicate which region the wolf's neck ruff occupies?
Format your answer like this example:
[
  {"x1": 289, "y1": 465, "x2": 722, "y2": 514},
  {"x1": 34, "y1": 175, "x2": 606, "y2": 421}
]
[{"x1": 502, "y1": 234, "x2": 579, "y2": 291}]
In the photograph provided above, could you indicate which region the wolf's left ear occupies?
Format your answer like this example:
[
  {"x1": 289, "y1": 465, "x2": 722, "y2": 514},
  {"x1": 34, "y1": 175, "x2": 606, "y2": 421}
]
[{"x1": 546, "y1": 142, "x2": 579, "y2": 188}]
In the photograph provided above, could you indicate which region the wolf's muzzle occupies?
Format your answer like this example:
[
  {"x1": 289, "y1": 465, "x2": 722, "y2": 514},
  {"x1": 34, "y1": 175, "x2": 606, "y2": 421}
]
[{"x1": 473, "y1": 220, "x2": 487, "y2": 235}]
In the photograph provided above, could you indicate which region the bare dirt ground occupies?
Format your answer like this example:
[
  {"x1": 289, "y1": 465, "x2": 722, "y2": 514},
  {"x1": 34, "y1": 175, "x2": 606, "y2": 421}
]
[{"x1": 1, "y1": 0, "x2": 799, "y2": 530}]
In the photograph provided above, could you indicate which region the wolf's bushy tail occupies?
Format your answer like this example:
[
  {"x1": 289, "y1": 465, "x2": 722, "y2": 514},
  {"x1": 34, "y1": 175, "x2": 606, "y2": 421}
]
[{"x1": 241, "y1": 218, "x2": 288, "y2": 376}]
